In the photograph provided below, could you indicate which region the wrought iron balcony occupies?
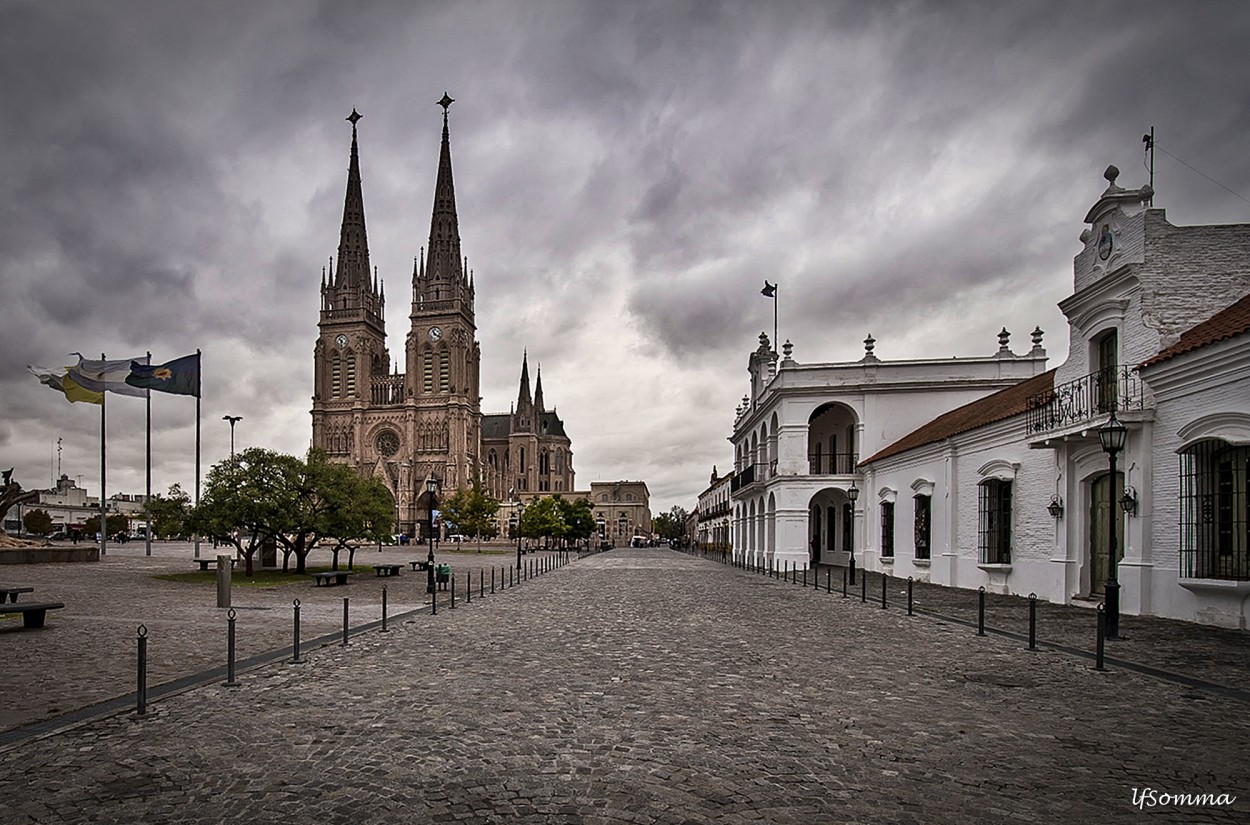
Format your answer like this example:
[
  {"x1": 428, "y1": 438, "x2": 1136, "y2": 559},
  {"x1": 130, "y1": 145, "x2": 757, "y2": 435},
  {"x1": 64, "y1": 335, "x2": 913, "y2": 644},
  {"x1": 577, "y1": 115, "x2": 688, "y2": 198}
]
[
  {"x1": 730, "y1": 464, "x2": 756, "y2": 493},
  {"x1": 1025, "y1": 366, "x2": 1145, "y2": 437},
  {"x1": 808, "y1": 453, "x2": 859, "y2": 475}
]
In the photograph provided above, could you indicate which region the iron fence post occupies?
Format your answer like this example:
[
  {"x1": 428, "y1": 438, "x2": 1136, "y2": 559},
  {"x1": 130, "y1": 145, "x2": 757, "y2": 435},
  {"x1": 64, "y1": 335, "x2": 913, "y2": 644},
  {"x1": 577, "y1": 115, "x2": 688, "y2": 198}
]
[
  {"x1": 225, "y1": 609, "x2": 239, "y2": 686},
  {"x1": 291, "y1": 599, "x2": 305, "y2": 664},
  {"x1": 1028, "y1": 593, "x2": 1037, "y2": 650},
  {"x1": 977, "y1": 587, "x2": 986, "y2": 636},
  {"x1": 136, "y1": 625, "x2": 148, "y2": 715},
  {"x1": 1095, "y1": 603, "x2": 1106, "y2": 671},
  {"x1": 907, "y1": 577, "x2": 914, "y2": 616},
  {"x1": 342, "y1": 597, "x2": 350, "y2": 646},
  {"x1": 381, "y1": 586, "x2": 389, "y2": 633}
]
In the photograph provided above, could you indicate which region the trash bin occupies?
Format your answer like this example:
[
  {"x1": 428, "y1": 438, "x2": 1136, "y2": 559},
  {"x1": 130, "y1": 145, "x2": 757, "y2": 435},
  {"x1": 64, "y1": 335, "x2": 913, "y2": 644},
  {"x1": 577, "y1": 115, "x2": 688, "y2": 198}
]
[{"x1": 436, "y1": 564, "x2": 451, "y2": 590}]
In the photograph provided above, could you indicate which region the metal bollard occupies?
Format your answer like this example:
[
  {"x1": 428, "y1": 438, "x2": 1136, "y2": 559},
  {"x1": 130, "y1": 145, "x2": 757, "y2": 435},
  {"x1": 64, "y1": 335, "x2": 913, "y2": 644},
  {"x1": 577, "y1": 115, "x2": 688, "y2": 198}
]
[
  {"x1": 803, "y1": 567, "x2": 807, "y2": 588},
  {"x1": 491, "y1": 567, "x2": 496, "y2": 594},
  {"x1": 977, "y1": 587, "x2": 986, "y2": 636},
  {"x1": 432, "y1": 582, "x2": 438, "y2": 615},
  {"x1": 861, "y1": 573, "x2": 867, "y2": 603},
  {"x1": 225, "y1": 609, "x2": 239, "y2": 686},
  {"x1": 291, "y1": 599, "x2": 305, "y2": 664},
  {"x1": 1095, "y1": 603, "x2": 1106, "y2": 670},
  {"x1": 510, "y1": 565, "x2": 514, "y2": 588},
  {"x1": 842, "y1": 567, "x2": 848, "y2": 598},
  {"x1": 451, "y1": 575, "x2": 457, "y2": 609},
  {"x1": 342, "y1": 597, "x2": 350, "y2": 646},
  {"x1": 907, "y1": 577, "x2": 914, "y2": 616},
  {"x1": 827, "y1": 568, "x2": 832, "y2": 594},
  {"x1": 136, "y1": 625, "x2": 148, "y2": 715},
  {"x1": 381, "y1": 586, "x2": 389, "y2": 633},
  {"x1": 1028, "y1": 593, "x2": 1037, "y2": 650},
  {"x1": 480, "y1": 569, "x2": 484, "y2": 599},
  {"x1": 466, "y1": 573, "x2": 471, "y2": 603},
  {"x1": 881, "y1": 575, "x2": 888, "y2": 609}
]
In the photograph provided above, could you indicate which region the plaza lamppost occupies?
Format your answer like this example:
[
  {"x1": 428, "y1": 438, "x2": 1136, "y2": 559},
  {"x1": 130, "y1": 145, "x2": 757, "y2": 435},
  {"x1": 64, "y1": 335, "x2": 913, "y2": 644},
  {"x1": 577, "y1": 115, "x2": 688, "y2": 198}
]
[
  {"x1": 513, "y1": 500, "x2": 526, "y2": 569},
  {"x1": 425, "y1": 475, "x2": 440, "y2": 595},
  {"x1": 1099, "y1": 411, "x2": 1128, "y2": 640},
  {"x1": 597, "y1": 516, "x2": 605, "y2": 548},
  {"x1": 222, "y1": 415, "x2": 242, "y2": 458},
  {"x1": 846, "y1": 480, "x2": 860, "y2": 585}
]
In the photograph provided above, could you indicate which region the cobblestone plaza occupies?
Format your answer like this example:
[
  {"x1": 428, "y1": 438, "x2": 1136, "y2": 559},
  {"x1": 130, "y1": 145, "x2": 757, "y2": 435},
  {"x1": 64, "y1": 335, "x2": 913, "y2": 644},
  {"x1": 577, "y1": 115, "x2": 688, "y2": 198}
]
[{"x1": 2, "y1": 546, "x2": 1247, "y2": 823}]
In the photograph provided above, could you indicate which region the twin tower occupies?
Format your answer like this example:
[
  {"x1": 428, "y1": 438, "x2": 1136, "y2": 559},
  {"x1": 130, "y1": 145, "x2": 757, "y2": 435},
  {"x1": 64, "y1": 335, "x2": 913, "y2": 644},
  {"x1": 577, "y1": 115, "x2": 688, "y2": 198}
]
[{"x1": 310, "y1": 97, "x2": 574, "y2": 537}]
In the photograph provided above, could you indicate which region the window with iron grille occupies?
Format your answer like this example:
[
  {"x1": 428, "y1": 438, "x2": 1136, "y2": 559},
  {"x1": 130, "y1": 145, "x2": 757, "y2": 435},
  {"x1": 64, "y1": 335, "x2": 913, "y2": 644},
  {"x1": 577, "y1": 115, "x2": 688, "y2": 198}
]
[
  {"x1": 979, "y1": 479, "x2": 1012, "y2": 564},
  {"x1": 914, "y1": 494, "x2": 931, "y2": 560},
  {"x1": 1180, "y1": 439, "x2": 1249, "y2": 580},
  {"x1": 880, "y1": 501, "x2": 895, "y2": 558}
]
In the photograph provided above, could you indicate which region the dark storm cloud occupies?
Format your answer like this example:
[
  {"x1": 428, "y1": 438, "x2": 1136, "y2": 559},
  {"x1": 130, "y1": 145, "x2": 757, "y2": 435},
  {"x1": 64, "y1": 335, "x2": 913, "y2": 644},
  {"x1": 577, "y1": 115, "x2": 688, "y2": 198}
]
[{"x1": 2, "y1": 0, "x2": 1248, "y2": 511}]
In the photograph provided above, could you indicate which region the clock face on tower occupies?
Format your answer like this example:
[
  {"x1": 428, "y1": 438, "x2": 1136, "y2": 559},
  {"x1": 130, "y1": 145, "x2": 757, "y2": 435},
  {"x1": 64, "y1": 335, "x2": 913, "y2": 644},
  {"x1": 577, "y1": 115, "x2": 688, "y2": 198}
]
[
  {"x1": 427, "y1": 326, "x2": 443, "y2": 342},
  {"x1": 335, "y1": 334, "x2": 348, "y2": 348}
]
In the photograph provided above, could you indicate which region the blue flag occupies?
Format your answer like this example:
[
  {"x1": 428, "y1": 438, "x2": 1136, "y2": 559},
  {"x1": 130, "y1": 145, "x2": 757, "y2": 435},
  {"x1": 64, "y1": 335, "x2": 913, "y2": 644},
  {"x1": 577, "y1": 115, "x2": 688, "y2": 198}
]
[{"x1": 126, "y1": 353, "x2": 201, "y2": 397}]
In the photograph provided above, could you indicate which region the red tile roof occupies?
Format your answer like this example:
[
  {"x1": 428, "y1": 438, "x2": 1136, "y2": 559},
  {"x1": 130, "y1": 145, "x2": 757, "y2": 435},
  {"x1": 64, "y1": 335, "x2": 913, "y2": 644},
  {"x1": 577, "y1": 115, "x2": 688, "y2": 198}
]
[
  {"x1": 1139, "y1": 292, "x2": 1250, "y2": 369},
  {"x1": 860, "y1": 369, "x2": 1056, "y2": 466}
]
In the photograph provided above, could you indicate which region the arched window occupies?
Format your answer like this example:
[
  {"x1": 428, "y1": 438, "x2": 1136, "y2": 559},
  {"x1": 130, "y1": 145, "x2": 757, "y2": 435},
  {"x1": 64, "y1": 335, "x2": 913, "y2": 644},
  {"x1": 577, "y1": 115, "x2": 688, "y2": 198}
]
[
  {"x1": 331, "y1": 354, "x2": 342, "y2": 398},
  {"x1": 345, "y1": 353, "x2": 356, "y2": 398},
  {"x1": 438, "y1": 348, "x2": 450, "y2": 392},
  {"x1": 422, "y1": 348, "x2": 434, "y2": 393}
]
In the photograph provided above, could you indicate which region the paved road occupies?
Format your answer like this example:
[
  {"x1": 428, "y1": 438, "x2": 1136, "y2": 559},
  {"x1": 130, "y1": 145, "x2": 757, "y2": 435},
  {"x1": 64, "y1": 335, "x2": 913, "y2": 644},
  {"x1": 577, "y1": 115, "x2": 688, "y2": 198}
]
[{"x1": 3, "y1": 548, "x2": 1247, "y2": 824}]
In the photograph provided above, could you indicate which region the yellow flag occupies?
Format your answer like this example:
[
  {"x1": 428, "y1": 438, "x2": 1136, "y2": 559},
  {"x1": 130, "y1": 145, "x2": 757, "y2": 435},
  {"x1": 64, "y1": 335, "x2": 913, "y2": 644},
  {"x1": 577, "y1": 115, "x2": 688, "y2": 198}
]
[{"x1": 62, "y1": 373, "x2": 104, "y2": 404}]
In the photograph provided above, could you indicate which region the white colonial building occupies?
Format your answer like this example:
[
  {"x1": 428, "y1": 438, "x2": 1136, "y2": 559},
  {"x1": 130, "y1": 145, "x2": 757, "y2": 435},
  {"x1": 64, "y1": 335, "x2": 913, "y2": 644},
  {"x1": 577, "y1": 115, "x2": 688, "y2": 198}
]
[
  {"x1": 731, "y1": 164, "x2": 1250, "y2": 629},
  {"x1": 696, "y1": 467, "x2": 733, "y2": 550}
]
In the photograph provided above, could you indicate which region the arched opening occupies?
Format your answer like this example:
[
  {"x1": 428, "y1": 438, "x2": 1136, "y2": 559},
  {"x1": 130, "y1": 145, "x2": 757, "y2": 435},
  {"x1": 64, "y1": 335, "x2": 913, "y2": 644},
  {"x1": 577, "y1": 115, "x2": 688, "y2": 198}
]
[
  {"x1": 808, "y1": 487, "x2": 854, "y2": 567},
  {"x1": 808, "y1": 403, "x2": 858, "y2": 474}
]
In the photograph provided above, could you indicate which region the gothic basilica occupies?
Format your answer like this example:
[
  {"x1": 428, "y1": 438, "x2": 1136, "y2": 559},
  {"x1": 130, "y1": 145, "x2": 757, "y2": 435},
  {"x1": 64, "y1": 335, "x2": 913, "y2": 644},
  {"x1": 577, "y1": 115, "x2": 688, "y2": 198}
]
[{"x1": 310, "y1": 97, "x2": 574, "y2": 537}]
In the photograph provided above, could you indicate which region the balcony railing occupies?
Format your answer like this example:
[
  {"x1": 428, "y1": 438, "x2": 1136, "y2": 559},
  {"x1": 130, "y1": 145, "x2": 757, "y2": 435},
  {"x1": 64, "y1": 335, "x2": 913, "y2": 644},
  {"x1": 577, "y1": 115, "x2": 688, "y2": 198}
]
[
  {"x1": 371, "y1": 374, "x2": 406, "y2": 406},
  {"x1": 808, "y1": 453, "x2": 859, "y2": 475},
  {"x1": 730, "y1": 464, "x2": 755, "y2": 493},
  {"x1": 1026, "y1": 367, "x2": 1144, "y2": 437}
]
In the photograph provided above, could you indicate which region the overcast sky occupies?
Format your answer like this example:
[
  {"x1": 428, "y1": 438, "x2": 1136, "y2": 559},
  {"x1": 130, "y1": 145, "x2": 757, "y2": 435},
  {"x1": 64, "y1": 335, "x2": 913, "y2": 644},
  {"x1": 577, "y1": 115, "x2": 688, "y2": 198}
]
[{"x1": 3, "y1": 0, "x2": 1249, "y2": 515}]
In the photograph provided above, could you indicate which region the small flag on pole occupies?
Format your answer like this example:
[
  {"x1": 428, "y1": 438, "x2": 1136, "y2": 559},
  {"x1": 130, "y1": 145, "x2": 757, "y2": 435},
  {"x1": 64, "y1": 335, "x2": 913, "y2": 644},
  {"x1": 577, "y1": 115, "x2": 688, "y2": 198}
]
[
  {"x1": 761, "y1": 281, "x2": 777, "y2": 298},
  {"x1": 126, "y1": 353, "x2": 201, "y2": 397}
]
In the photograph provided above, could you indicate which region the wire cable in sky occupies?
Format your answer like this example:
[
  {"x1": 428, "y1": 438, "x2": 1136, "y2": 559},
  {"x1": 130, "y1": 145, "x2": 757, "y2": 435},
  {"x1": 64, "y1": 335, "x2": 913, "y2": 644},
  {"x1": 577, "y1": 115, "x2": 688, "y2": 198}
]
[{"x1": 1156, "y1": 144, "x2": 1250, "y2": 206}]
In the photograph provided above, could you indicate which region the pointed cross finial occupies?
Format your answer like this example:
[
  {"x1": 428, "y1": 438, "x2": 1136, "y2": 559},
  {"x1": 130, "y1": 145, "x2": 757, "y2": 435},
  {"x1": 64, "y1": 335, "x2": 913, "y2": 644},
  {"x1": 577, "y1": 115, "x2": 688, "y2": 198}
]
[
  {"x1": 347, "y1": 108, "x2": 362, "y2": 127},
  {"x1": 438, "y1": 93, "x2": 455, "y2": 112}
]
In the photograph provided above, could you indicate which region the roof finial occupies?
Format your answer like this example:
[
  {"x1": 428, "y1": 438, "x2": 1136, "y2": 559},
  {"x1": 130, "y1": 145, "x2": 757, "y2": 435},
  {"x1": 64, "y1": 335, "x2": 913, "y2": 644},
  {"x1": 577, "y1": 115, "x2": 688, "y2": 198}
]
[
  {"x1": 438, "y1": 92, "x2": 455, "y2": 122},
  {"x1": 346, "y1": 108, "x2": 362, "y2": 131}
]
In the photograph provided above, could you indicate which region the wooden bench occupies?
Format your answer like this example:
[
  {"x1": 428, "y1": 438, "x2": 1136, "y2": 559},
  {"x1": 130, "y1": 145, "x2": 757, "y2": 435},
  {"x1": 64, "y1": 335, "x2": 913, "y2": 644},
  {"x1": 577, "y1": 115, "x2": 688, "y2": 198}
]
[
  {"x1": 0, "y1": 602, "x2": 65, "y2": 629},
  {"x1": 195, "y1": 557, "x2": 239, "y2": 571},
  {"x1": 1, "y1": 587, "x2": 35, "y2": 604},
  {"x1": 409, "y1": 560, "x2": 431, "y2": 572},
  {"x1": 374, "y1": 564, "x2": 402, "y2": 577},
  {"x1": 311, "y1": 571, "x2": 353, "y2": 586}
]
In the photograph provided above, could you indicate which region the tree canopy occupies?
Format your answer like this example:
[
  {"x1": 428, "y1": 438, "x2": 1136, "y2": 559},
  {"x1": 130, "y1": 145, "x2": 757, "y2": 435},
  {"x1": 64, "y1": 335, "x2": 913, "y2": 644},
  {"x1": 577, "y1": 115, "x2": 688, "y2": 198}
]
[
  {"x1": 518, "y1": 495, "x2": 595, "y2": 547},
  {"x1": 441, "y1": 478, "x2": 501, "y2": 551},
  {"x1": 141, "y1": 483, "x2": 191, "y2": 539},
  {"x1": 652, "y1": 505, "x2": 690, "y2": 541},
  {"x1": 22, "y1": 508, "x2": 53, "y2": 536}
]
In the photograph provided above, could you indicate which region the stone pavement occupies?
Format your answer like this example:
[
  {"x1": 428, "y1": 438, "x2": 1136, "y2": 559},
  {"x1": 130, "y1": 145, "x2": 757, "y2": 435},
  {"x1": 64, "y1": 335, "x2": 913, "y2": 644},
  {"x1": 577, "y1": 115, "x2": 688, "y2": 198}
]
[
  {"x1": 2, "y1": 548, "x2": 1247, "y2": 824},
  {"x1": 0, "y1": 540, "x2": 546, "y2": 732}
]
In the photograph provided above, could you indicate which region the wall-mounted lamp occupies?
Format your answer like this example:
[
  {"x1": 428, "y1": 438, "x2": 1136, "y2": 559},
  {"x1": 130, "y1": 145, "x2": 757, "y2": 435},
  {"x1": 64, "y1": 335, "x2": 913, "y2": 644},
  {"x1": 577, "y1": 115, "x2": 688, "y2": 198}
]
[
  {"x1": 1047, "y1": 495, "x2": 1064, "y2": 519},
  {"x1": 1119, "y1": 486, "x2": 1138, "y2": 516}
]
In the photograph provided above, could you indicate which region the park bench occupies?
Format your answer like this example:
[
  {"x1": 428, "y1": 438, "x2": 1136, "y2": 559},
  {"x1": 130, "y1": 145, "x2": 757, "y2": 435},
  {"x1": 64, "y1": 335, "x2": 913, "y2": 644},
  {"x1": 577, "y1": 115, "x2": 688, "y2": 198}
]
[
  {"x1": 374, "y1": 564, "x2": 402, "y2": 577},
  {"x1": 311, "y1": 570, "x2": 353, "y2": 587},
  {"x1": 1, "y1": 587, "x2": 35, "y2": 603},
  {"x1": 409, "y1": 560, "x2": 431, "y2": 572},
  {"x1": 194, "y1": 557, "x2": 238, "y2": 572},
  {"x1": 0, "y1": 601, "x2": 65, "y2": 629}
]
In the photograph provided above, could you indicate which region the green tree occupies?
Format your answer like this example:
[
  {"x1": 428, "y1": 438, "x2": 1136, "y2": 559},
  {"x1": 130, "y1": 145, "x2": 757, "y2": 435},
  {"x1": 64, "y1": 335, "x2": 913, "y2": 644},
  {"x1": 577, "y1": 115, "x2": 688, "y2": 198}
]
[
  {"x1": 23, "y1": 508, "x2": 53, "y2": 536},
  {"x1": 653, "y1": 505, "x2": 690, "y2": 542},
  {"x1": 141, "y1": 483, "x2": 192, "y2": 539},
  {"x1": 85, "y1": 513, "x2": 130, "y2": 538},
  {"x1": 557, "y1": 497, "x2": 596, "y2": 547},
  {"x1": 187, "y1": 448, "x2": 302, "y2": 576},
  {"x1": 517, "y1": 495, "x2": 565, "y2": 548},
  {"x1": 441, "y1": 478, "x2": 501, "y2": 552},
  {"x1": 315, "y1": 457, "x2": 394, "y2": 571}
]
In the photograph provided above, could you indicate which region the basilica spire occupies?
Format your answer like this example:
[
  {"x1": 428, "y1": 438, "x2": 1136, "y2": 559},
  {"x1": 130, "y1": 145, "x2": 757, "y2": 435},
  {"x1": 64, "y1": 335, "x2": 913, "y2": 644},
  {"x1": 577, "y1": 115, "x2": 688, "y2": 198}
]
[
  {"x1": 424, "y1": 93, "x2": 463, "y2": 283},
  {"x1": 336, "y1": 108, "x2": 373, "y2": 290},
  {"x1": 533, "y1": 364, "x2": 545, "y2": 413},
  {"x1": 517, "y1": 350, "x2": 533, "y2": 412}
]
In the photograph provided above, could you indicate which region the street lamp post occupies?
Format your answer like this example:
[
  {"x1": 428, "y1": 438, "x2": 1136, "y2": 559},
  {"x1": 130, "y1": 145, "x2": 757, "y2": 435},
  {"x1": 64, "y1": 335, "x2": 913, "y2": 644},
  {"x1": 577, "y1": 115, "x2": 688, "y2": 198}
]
[
  {"x1": 222, "y1": 415, "x2": 242, "y2": 458},
  {"x1": 1099, "y1": 411, "x2": 1128, "y2": 639},
  {"x1": 426, "y1": 476, "x2": 439, "y2": 594},
  {"x1": 847, "y1": 481, "x2": 860, "y2": 585},
  {"x1": 513, "y1": 500, "x2": 526, "y2": 569}
]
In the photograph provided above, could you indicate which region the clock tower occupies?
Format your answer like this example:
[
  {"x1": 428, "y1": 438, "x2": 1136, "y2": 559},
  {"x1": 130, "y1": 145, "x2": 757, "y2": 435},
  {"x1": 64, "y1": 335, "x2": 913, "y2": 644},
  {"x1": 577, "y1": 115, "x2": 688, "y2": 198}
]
[
  {"x1": 311, "y1": 97, "x2": 482, "y2": 538},
  {"x1": 311, "y1": 109, "x2": 390, "y2": 474}
]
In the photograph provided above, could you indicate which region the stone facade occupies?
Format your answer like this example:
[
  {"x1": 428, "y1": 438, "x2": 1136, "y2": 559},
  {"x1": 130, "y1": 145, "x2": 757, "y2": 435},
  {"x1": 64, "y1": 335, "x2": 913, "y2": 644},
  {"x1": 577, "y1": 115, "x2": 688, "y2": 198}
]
[
  {"x1": 588, "y1": 481, "x2": 652, "y2": 543},
  {"x1": 696, "y1": 466, "x2": 732, "y2": 549},
  {"x1": 310, "y1": 102, "x2": 572, "y2": 537},
  {"x1": 858, "y1": 166, "x2": 1250, "y2": 628}
]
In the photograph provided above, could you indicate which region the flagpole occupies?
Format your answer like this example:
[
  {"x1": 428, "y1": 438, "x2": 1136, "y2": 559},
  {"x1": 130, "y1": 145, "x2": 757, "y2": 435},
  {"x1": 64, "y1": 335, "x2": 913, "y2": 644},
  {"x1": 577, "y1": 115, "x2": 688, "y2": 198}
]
[
  {"x1": 193, "y1": 349, "x2": 201, "y2": 559},
  {"x1": 100, "y1": 352, "x2": 107, "y2": 558},
  {"x1": 145, "y1": 351, "x2": 152, "y2": 557},
  {"x1": 774, "y1": 285, "x2": 779, "y2": 353}
]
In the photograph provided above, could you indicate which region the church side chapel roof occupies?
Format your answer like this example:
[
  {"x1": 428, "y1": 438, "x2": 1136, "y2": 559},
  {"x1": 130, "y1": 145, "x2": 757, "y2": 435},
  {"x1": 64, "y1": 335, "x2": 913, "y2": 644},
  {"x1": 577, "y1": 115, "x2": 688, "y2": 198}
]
[
  {"x1": 481, "y1": 414, "x2": 511, "y2": 440},
  {"x1": 1139, "y1": 292, "x2": 1250, "y2": 369},
  {"x1": 860, "y1": 369, "x2": 1057, "y2": 466}
]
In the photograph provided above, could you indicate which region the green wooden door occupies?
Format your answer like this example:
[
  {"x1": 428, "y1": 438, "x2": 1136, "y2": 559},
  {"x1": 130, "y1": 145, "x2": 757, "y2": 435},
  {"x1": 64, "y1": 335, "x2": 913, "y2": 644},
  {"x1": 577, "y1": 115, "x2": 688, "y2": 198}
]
[{"x1": 1089, "y1": 472, "x2": 1125, "y2": 595}]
